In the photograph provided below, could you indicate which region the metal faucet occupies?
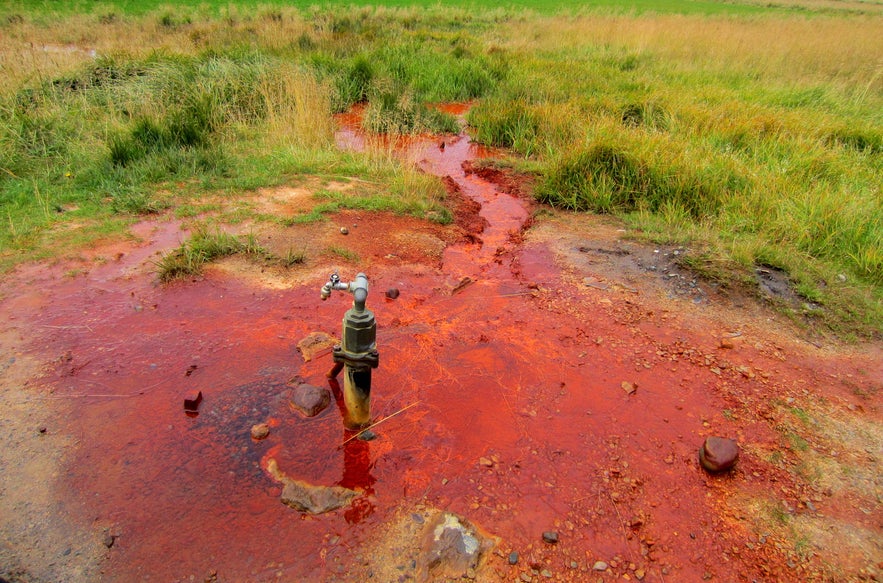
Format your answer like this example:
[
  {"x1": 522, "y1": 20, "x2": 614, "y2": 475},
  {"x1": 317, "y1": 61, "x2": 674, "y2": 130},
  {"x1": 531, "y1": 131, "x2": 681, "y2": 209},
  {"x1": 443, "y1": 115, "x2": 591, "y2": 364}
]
[
  {"x1": 321, "y1": 272, "x2": 369, "y2": 313},
  {"x1": 320, "y1": 271, "x2": 378, "y2": 430}
]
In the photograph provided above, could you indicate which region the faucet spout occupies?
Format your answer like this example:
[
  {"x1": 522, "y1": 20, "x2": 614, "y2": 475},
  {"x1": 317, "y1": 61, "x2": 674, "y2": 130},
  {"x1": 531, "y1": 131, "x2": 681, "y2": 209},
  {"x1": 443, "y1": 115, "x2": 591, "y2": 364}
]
[{"x1": 320, "y1": 272, "x2": 349, "y2": 300}]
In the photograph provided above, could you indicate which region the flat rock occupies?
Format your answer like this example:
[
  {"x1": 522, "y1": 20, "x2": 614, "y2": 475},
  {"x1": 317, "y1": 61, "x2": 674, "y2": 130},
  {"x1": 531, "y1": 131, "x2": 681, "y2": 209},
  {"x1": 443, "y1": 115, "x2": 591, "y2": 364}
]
[
  {"x1": 699, "y1": 436, "x2": 739, "y2": 473},
  {"x1": 267, "y1": 458, "x2": 358, "y2": 514},
  {"x1": 296, "y1": 332, "x2": 338, "y2": 362},
  {"x1": 289, "y1": 383, "x2": 331, "y2": 417},
  {"x1": 343, "y1": 505, "x2": 498, "y2": 582},
  {"x1": 420, "y1": 512, "x2": 493, "y2": 580},
  {"x1": 280, "y1": 479, "x2": 357, "y2": 514}
]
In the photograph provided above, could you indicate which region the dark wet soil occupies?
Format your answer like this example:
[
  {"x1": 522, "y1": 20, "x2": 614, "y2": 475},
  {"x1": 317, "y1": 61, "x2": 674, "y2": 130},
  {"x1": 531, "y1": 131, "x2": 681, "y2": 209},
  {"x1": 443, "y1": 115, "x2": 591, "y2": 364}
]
[{"x1": 0, "y1": 108, "x2": 881, "y2": 583}]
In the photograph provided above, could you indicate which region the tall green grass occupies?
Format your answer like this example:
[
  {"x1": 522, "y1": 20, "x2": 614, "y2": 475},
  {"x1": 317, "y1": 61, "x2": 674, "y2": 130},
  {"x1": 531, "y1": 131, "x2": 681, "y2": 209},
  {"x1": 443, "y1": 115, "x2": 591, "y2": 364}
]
[
  {"x1": 0, "y1": 8, "x2": 499, "y2": 268},
  {"x1": 465, "y1": 13, "x2": 881, "y2": 335}
]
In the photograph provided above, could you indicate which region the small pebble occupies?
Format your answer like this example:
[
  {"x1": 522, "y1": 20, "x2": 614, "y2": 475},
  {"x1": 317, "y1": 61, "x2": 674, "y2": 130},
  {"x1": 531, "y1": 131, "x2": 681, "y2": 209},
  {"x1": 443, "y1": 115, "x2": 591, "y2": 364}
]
[
  {"x1": 542, "y1": 531, "x2": 559, "y2": 544},
  {"x1": 250, "y1": 423, "x2": 270, "y2": 440},
  {"x1": 385, "y1": 288, "x2": 400, "y2": 300},
  {"x1": 508, "y1": 551, "x2": 519, "y2": 565},
  {"x1": 593, "y1": 561, "x2": 608, "y2": 571},
  {"x1": 358, "y1": 429, "x2": 377, "y2": 441},
  {"x1": 340, "y1": 227, "x2": 349, "y2": 235}
]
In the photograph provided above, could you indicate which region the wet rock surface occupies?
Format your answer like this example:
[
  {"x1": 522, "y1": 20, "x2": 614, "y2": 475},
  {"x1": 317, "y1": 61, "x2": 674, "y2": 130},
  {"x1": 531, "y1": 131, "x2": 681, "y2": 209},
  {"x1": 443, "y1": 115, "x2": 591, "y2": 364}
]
[
  {"x1": 295, "y1": 332, "x2": 338, "y2": 362},
  {"x1": 267, "y1": 459, "x2": 359, "y2": 514},
  {"x1": 288, "y1": 383, "x2": 330, "y2": 417}
]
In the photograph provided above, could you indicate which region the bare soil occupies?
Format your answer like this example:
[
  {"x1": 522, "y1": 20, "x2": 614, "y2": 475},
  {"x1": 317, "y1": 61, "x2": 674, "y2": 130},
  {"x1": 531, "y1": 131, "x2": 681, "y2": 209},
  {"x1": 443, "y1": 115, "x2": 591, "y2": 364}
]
[{"x1": 0, "y1": 129, "x2": 880, "y2": 583}]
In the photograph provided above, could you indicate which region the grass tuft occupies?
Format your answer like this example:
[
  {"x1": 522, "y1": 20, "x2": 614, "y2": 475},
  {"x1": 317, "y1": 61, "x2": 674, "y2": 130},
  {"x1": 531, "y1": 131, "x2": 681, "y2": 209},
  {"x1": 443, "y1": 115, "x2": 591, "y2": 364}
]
[{"x1": 155, "y1": 226, "x2": 248, "y2": 282}]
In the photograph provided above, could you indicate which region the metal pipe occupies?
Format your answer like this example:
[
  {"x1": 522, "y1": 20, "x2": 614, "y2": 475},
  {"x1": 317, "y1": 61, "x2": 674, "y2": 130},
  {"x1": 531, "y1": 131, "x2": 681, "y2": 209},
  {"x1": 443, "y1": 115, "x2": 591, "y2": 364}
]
[{"x1": 320, "y1": 272, "x2": 379, "y2": 430}]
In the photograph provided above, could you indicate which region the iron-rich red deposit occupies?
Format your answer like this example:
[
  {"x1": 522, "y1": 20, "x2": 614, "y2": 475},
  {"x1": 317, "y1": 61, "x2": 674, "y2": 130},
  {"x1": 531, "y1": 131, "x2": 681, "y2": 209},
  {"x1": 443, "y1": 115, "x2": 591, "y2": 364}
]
[{"x1": 0, "y1": 107, "x2": 879, "y2": 583}]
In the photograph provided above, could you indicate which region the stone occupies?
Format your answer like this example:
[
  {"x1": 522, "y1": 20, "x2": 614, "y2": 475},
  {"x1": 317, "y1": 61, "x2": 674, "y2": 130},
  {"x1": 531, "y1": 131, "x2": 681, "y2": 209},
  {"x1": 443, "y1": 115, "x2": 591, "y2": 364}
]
[
  {"x1": 296, "y1": 332, "x2": 338, "y2": 362},
  {"x1": 184, "y1": 391, "x2": 202, "y2": 413},
  {"x1": 621, "y1": 381, "x2": 637, "y2": 395},
  {"x1": 340, "y1": 227, "x2": 349, "y2": 235},
  {"x1": 385, "y1": 288, "x2": 400, "y2": 300},
  {"x1": 508, "y1": 551, "x2": 519, "y2": 565},
  {"x1": 102, "y1": 531, "x2": 116, "y2": 548},
  {"x1": 420, "y1": 513, "x2": 492, "y2": 581},
  {"x1": 479, "y1": 457, "x2": 494, "y2": 467},
  {"x1": 289, "y1": 384, "x2": 331, "y2": 417},
  {"x1": 268, "y1": 459, "x2": 358, "y2": 514},
  {"x1": 542, "y1": 531, "x2": 559, "y2": 544},
  {"x1": 251, "y1": 423, "x2": 270, "y2": 440},
  {"x1": 699, "y1": 436, "x2": 739, "y2": 473},
  {"x1": 280, "y1": 480, "x2": 358, "y2": 514},
  {"x1": 541, "y1": 569, "x2": 552, "y2": 578},
  {"x1": 593, "y1": 561, "x2": 608, "y2": 571}
]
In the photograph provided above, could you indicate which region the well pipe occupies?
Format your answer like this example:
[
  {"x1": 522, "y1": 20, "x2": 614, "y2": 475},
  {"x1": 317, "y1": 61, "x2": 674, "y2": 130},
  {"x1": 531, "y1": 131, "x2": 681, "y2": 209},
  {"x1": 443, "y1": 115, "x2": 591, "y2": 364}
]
[{"x1": 320, "y1": 272, "x2": 379, "y2": 429}]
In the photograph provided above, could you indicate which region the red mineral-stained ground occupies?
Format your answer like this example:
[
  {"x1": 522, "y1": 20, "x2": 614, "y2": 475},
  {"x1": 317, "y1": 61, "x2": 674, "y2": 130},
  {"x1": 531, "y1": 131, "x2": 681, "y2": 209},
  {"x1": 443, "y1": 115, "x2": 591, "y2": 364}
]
[{"x1": 0, "y1": 107, "x2": 880, "y2": 583}]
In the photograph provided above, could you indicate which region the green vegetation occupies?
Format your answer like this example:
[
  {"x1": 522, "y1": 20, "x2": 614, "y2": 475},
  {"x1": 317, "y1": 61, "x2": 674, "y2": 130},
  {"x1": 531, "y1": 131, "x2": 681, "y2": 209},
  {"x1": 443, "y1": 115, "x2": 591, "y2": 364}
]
[
  {"x1": 0, "y1": 2, "x2": 880, "y2": 335},
  {"x1": 155, "y1": 225, "x2": 306, "y2": 280},
  {"x1": 155, "y1": 226, "x2": 255, "y2": 282},
  {"x1": 327, "y1": 245, "x2": 360, "y2": 263},
  {"x1": 465, "y1": 13, "x2": 881, "y2": 336}
]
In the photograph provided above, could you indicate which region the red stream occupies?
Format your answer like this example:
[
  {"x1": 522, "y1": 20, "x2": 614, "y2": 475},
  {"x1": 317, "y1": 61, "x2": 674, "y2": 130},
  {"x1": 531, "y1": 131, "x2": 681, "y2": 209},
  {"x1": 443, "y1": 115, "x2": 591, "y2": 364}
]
[{"x1": 2, "y1": 108, "x2": 880, "y2": 582}]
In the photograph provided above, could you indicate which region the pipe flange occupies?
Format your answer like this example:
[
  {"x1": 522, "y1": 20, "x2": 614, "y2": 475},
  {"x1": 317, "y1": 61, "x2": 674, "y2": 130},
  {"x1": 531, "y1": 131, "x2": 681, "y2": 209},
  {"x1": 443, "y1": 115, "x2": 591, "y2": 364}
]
[{"x1": 332, "y1": 346, "x2": 379, "y2": 369}]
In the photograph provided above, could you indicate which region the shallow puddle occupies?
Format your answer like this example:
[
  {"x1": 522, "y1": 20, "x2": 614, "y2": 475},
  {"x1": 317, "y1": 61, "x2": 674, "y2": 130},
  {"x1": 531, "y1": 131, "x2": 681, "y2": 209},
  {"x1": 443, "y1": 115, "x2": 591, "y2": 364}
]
[{"x1": 2, "y1": 107, "x2": 880, "y2": 582}]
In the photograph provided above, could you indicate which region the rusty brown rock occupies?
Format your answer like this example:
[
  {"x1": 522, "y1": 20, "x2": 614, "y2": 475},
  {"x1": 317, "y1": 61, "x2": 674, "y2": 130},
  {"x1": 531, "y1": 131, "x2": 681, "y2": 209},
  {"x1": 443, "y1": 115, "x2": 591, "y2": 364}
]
[
  {"x1": 251, "y1": 423, "x2": 270, "y2": 440},
  {"x1": 289, "y1": 384, "x2": 331, "y2": 417},
  {"x1": 699, "y1": 436, "x2": 739, "y2": 473},
  {"x1": 183, "y1": 391, "x2": 202, "y2": 413},
  {"x1": 296, "y1": 331, "x2": 338, "y2": 362}
]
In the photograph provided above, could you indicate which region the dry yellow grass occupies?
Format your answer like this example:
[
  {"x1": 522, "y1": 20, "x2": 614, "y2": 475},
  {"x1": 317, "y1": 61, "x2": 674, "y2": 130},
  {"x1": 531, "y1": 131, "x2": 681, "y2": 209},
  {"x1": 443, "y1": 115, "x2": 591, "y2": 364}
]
[
  {"x1": 0, "y1": 11, "x2": 316, "y2": 95},
  {"x1": 506, "y1": 14, "x2": 883, "y2": 93},
  {"x1": 258, "y1": 65, "x2": 334, "y2": 149}
]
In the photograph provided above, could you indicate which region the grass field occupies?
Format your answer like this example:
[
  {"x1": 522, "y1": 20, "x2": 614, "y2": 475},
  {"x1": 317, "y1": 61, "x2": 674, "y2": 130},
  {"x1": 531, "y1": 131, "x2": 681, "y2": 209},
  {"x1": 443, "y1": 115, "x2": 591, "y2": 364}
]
[
  {"x1": 0, "y1": 1, "x2": 881, "y2": 336},
  {"x1": 0, "y1": 0, "x2": 833, "y2": 18}
]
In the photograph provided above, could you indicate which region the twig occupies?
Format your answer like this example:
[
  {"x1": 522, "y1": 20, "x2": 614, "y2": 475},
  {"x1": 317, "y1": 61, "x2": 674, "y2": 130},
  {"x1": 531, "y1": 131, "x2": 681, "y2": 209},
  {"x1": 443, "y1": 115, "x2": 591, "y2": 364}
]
[
  {"x1": 47, "y1": 375, "x2": 174, "y2": 399},
  {"x1": 606, "y1": 490, "x2": 634, "y2": 563},
  {"x1": 41, "y1": 324, "x2": 94, "y2": 332},
  {"x1": 340, "y1": 402, "x2": 419, "y2": 447}
]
